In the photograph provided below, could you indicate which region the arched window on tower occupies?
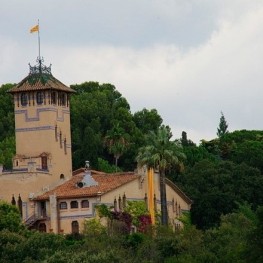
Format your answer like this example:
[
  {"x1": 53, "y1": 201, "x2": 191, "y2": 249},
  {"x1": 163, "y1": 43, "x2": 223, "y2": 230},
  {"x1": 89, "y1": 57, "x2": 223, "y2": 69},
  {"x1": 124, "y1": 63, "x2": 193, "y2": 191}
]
[
  {"x1": 21, "y1": 93, "x2": 28, "y2": 106},
  {"x1": 51, "y1": 91, "x2": 57, "y2": 105},
  {"x1": 36, "y1": 91, "x2": 44, "y2": 105},
  {"x1": 61, "y1": 93, "x2": 66, "y2": 106},
  {"x1": 16, "y1": 94, "x2": 20, "y2": 107},
  {"x1": 41, "y1": 156, "x2": 48, "y2": 170}
]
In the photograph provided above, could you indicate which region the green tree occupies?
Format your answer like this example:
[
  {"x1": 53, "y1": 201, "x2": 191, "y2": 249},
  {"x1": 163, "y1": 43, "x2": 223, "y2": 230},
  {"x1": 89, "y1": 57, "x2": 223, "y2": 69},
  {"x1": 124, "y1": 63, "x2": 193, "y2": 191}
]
[
  {"x1": 133, "y1": 108, "x2": 162, "y2": 134},
  {"x1": 136, "y1": 126, "x2": 185, "y2": 225},
  {"x1": 180, "y1": 131, "x2": 195, "y2": 147},
  {"x1": 217, "y1": 111, "x2": 229, "y2": 138},
  {"x1": 204, "y1": 205, "x2": 255, "y2": 263},
  {"x1": 0, "y1": 136, "x2": 16, "y2": 169},
  {"x1": 124, "y1": 201, "x2": 149, "y2": 227},
  {"x1": 177, "y1": 159, "x2": 263, "y2": 229},
  {"x1": 245, "y1": 206, "x2": 263, "y2": 263},
  {"x1": 0, "y1": 84, "x2": 15, "y2": 142},
  {"x1": 0, "y1": 201, "x2": 23, "y2": 232},
  {"x1": 104, "y1": 123, "x2": 130, "y2": 170},
  {"x1": 70, "y1": 82, "x2": 134, "y2": 170}
]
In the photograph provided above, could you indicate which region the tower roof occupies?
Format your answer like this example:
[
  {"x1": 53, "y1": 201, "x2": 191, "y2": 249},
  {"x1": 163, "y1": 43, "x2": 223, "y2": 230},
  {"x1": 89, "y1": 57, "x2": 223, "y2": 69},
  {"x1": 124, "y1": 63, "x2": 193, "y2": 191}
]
[{"x1": 8, "y1": 58, "x2": 75, "y2": 94}]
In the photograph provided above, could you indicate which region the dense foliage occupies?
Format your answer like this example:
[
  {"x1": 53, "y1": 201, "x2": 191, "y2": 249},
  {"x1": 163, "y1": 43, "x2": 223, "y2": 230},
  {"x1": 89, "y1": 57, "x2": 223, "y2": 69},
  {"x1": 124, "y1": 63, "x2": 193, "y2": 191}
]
[
  {"x1": 69, "y1": 82, "x2": 163, "y2": 171},
  {"x1": 1, "y1": 81, "x2": 263, "y2": 262},
  {"x1": 0, "y1": 202, "x2": 262, "y2": 262}
]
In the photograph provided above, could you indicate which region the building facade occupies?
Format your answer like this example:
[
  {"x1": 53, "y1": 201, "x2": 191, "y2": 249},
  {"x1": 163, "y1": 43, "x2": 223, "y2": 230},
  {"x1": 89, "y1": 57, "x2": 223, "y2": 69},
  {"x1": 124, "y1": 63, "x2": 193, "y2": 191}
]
[
  {"x1": 32, "y1": 165, "x2": 192, "y2": 234},
  {"x1": 0, "y1": 58, "x2": 75, "y2": 219},
  {"x1": 0, "y1": 58, "x2": 192, "y2": 233}
]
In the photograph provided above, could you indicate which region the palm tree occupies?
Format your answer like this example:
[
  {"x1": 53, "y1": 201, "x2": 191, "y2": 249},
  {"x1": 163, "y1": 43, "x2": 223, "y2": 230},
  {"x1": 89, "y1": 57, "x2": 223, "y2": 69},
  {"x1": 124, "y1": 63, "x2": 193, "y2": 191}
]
[
  {"x1": 136, "y1": 126, "x2": 185, "y2": 225},
  {"x1": 104, "y1": 123, "x2": 130, "y2": 171}
]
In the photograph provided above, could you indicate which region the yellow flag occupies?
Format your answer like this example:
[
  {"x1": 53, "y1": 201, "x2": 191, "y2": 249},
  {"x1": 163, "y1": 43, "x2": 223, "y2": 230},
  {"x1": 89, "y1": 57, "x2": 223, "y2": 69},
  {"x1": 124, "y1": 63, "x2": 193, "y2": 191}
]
[{"x1": 30, "y1": 25, "x2": 39, "y2": 33}]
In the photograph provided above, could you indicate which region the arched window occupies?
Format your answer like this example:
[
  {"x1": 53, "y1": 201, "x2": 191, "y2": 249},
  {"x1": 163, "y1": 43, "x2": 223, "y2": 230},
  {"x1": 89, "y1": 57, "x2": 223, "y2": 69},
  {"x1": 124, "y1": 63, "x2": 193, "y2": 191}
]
[
  {"x1": 71, "y1": 221, "x2": 79, "y2": 234},
  {"x1": 81, "y1": 200, "x2": 89, "y2": 208},
  {"x1": 51, "y1": 91, "x2": 57, "y2": 105},
  {"x1": 59, "y1": 202, "x2": 67, "y2": 210},
  {"x1": 21, "y1": 93, "x2": 28, "y2": 106},
  {"x1": 60, "y1": 174, "x2": 65, "y2": 180},
  {"x1": 38, "y1": 223, "x2": 47, "y2": 232},
  {"x1": 70, "y1": 201, "x2": 78, "y2": 209},
  {"x1": 41, "y1": 156, "x2": 48, "y2": 170},
  {"x1": 61, "y1": 93, "x2": 66, "y2": 106},
  {"x1": 36, "y1": 91, "x2": 44, "y2": 105}
]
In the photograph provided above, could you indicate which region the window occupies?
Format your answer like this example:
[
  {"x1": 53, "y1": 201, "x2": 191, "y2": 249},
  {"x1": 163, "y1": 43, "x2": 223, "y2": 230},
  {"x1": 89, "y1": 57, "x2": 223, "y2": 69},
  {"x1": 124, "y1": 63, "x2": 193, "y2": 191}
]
[
  {"x1": 59, "y1": 131, "x2": 62, "y2": 148},
  {"x1": 64, "y1": 138, "x2": 67, "y2": 154},
  {"x1": 60, "y1": 174, "x2": 65, "y2": 180},
  {"x1": 51, "y1": 91, "x2": 57, "y2": 105},
  {"x1": 41, "y1": 156, "x2": 48, "y2": 170},
  {"x1": 21, "y1": 93, "x2": 28, "y2": 106},
  {"x1": 71, "y1": 221, "x2": 79, "y2": 234},
  {"x1": 59, "y1": 202, "x2": 67, "y2": 210},
  {"x1": 36, "y1": 91, "x2": 44, "y2": 105},
  {"x1": 81, "y1": 200, "x2": 89, "y2": 208},
  {"x1": 61, "y1": 93, "x2": 66, "y2": 106},
  {"x1": 55, "y1": 125, "x2": 58, "y2": 141},
  {"x1": 38, "y1": 223, "x2": 47, "y2": 232},
  {"x1": 70, "y1": 201, "x2": 78, "y2": 209}
]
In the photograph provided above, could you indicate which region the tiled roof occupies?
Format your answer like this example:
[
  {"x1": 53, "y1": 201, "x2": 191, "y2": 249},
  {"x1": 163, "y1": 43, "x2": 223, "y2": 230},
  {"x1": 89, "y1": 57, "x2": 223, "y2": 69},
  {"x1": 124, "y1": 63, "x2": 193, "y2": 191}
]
[
  {"x1": 8, "y1": 73, "x2": 75, "y2": 93},
  {"x1": 35, "y1": 170, "x2": 139, "y2": 200}
]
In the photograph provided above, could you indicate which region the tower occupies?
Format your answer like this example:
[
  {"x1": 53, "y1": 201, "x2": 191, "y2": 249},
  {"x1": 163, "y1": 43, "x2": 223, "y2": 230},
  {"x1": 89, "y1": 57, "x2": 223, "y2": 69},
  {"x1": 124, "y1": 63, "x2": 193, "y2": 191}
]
[{"x1": 8, "y1": 57, "x2": 75, "y2": 186}]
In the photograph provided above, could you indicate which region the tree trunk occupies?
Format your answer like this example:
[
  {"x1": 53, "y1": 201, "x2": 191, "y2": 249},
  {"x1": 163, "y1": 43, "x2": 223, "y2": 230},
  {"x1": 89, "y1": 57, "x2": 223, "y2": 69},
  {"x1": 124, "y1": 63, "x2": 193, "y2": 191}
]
[
  {"x1": 115, "y1": 156, "x2": 119, "y2": 172},
  {"x1": 159, "y1": 170, "x2": 168, "y2": 225}
]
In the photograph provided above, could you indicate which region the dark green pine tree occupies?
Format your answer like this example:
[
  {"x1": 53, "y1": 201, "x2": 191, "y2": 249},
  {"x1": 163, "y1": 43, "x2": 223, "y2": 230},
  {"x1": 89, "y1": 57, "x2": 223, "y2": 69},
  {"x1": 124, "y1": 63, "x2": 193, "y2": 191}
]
[{"x1": 217, "y1": 112, "x2": 229, "y2": 138}]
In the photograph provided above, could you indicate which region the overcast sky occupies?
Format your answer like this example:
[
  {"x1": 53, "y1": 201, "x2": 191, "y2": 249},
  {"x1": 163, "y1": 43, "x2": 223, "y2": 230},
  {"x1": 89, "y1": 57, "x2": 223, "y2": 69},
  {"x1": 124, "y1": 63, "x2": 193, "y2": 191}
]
[{"x1": 1, "y1": 0, "x2": 263, "y2": 143}]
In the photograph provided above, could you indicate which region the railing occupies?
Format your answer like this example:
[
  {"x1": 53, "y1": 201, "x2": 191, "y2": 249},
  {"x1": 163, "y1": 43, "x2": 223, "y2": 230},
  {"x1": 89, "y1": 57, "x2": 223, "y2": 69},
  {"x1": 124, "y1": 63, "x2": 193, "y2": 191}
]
[
  {"x1": 2, "y1": 168, "x2": 28, "y2": 173},
  {"x1": 24, "y1": 212, "x2": 49, "y2": 228},
  {"x1": 25, "y1": 214, "x2": 37, "y2": 227}
]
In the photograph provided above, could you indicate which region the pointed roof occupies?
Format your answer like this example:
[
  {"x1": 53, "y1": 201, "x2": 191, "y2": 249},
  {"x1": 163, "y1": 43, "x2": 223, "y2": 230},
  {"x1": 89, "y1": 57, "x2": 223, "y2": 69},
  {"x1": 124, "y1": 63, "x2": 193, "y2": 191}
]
[
  {"x1": 34, "y1": 169, "x2": 139, "y2": 200},
  {"x1": 8, "y1": 58, "x2": 75, "y2": 94}
]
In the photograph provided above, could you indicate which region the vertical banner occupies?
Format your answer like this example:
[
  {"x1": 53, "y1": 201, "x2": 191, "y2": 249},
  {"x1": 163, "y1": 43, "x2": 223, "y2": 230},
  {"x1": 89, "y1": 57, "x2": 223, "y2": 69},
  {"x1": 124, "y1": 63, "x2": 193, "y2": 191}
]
[{"x1": 147, "y1": 168, "x2": 155, "y2": 224}]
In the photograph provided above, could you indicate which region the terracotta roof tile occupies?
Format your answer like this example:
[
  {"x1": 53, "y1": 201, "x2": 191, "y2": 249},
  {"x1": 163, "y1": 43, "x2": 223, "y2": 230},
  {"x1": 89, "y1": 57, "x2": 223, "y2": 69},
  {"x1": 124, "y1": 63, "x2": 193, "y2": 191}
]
[{"x1": 35, "y1": 171, "x2": 139, "y2": 200}]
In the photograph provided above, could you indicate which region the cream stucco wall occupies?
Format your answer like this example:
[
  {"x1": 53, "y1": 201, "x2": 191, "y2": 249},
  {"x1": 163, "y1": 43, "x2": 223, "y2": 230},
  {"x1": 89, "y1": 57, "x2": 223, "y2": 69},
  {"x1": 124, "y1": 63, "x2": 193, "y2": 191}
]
[
  {"x1": 38, "y1": 173, "x2": 191, "y2": 234},
  {"x1": 0, "y1": 90, "x2": 73, "y2": 223}
]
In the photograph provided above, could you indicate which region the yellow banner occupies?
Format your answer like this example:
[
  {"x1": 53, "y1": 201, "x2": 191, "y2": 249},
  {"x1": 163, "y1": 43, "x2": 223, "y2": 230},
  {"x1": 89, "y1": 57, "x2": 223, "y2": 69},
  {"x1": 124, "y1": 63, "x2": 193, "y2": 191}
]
[
  {"x1": 148, "y1": 168, "x2": 155, "y2": 224},
  {"x1": 30, "y1": 25, "x2": 39, "y2": 33}
]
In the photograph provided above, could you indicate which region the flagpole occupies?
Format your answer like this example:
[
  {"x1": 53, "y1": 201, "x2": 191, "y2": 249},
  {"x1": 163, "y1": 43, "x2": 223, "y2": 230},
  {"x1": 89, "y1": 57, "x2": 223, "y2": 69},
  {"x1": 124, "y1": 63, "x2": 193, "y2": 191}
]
[{"x1": 38, "y1": 19, "x2": 41, "y2": 61}]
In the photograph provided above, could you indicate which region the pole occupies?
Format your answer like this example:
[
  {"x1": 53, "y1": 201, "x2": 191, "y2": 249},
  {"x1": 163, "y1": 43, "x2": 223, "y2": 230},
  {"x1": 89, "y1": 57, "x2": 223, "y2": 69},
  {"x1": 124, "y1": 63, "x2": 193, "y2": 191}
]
[{"x1": 38, "y1": 19, "x2": 41, "y2": 60}]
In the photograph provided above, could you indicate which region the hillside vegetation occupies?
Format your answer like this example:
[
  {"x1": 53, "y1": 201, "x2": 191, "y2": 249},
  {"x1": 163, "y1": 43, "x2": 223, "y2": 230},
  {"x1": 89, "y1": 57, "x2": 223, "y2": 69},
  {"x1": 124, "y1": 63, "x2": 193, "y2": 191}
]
[{"x1": 1, "y1": 82, "x2": 263, "y2": 262}]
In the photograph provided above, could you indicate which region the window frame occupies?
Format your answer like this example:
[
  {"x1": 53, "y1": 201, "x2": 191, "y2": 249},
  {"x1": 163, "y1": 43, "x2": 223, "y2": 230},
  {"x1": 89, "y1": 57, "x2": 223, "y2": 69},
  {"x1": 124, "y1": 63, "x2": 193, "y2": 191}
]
[
  {"x1": 81, "y1": 200, "x2": 89, "y2": 208},
  {"x1": 59, "y1": 202, "x2": 68, "y2": 210},
  {"x1": 21, "y1": 93, "x2": 28, "y2": 106},
  {"x1": 70, "y1": 200, "x2": 78, "y2": 209},
  {"x1": 36, "y1": 91, "x2": 44, "y2": 105}
]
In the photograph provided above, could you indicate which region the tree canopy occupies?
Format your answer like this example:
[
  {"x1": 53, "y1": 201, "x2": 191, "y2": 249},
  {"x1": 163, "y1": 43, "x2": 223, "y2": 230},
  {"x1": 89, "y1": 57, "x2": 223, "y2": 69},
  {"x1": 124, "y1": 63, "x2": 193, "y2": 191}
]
[{"x1": 136, "y1": 126, "x2": 185, "y2": 225}]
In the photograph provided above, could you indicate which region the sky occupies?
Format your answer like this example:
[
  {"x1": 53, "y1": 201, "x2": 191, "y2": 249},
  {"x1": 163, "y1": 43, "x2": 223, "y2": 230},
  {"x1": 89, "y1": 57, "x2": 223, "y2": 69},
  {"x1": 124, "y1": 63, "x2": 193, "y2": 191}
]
[{"x1": 1, "y1": 0, "x2": 263, "y2": 144}]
